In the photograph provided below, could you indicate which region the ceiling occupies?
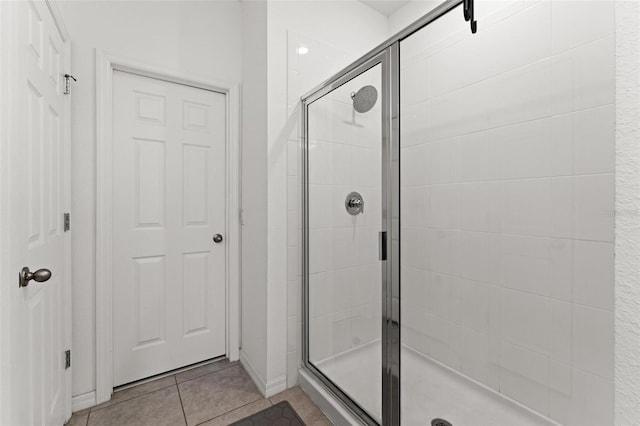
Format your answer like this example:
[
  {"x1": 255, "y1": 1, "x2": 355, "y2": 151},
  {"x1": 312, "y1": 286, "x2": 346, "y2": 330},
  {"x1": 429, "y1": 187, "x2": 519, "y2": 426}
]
[{"x1": 358, "y1": 0, "x2": 410, "y2": 16}]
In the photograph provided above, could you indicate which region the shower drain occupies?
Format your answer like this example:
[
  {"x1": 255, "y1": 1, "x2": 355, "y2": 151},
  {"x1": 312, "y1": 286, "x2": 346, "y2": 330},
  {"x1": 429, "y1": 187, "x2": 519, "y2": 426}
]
[{"x1": 431, "y1": 419, "x2": 453, "y2": 426}]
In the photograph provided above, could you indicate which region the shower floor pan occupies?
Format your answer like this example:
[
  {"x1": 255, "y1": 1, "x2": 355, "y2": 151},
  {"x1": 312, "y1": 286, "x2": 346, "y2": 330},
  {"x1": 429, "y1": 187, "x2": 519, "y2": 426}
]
[{"x1": 315, "y1": 341, "x2": 557, "y2": 426}]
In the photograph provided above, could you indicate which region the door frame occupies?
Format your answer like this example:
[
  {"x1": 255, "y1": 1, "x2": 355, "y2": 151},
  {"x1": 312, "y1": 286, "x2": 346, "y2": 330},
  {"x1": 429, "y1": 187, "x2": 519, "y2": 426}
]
[
  {"x1": 95, "y1": 51, "x2": 241, "y2": 405},
  {"x1": 0, "y1": 0, "x2": 72, "y2": 422}
]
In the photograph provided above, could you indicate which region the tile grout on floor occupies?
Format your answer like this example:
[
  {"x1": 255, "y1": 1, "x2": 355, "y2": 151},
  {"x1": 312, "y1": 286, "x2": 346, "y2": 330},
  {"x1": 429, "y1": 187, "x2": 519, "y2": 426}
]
[
  {"x1": 173, "y1": 359, "x2": 239, "y2": 385},
  {"x1": 175, "y1": 380, "x2": 189, "y2": 426},
  {"x1": 69, "y1": 361, "x2": 331, "y2": 426},
  {"x1": 88, "y1": 359, "x2": 239, "y2": 415}
]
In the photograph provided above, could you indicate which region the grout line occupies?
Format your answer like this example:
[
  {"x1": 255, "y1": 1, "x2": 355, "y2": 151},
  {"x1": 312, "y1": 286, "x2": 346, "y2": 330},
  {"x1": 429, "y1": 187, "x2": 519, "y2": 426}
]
[
  {"x1": 92, "y1": 360, "x2": 240, "y2": 414},
  {"x1": 398, "y1": 173, "x2": 615, "y2": 188},
  {"x1": 400, "y1": 264, "x2": 614, "y2": 313},
  {"x1": 402, "y1": 34, "x2": 613, "y2": 110},
  {"x1": 91, "y1": 381, "x2": 177, "y2": 413},
  {"x1": 176, "y1": 360, "x2": 240, "y2": 385},
  {"x1": 399, "y1": 101, "x2": 615, "y2": 148},
  {"x1": 193, "y1": 397, "x2": 270, "y2": 426},
  {"x1": 85, "y1": 363, "x2": 253, "y2": 425},
  {"x1": 116, "y1": 356, "x2": 227, "y2": 391},
  {"x1": 176, "y1": 383, "x2": 189, "y2": 426},
  {"x1": 397, "y1": 227, "x2": 613, "y2": 246},
  {"x1": 84, "y1": 410, "x2": 90, "y2": 426},
  {"x1": 268, "y1": 394, "x2": 284, "y2": 405}
]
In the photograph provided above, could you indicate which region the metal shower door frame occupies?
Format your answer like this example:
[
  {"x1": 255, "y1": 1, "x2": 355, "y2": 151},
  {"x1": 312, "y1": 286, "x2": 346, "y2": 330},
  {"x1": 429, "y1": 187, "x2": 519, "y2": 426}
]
[
  {"x1": 301, "y1": 1, "x2": 466, "y2": 424},
  {"x1": 301, "y1": 48, "x2": 392, "y2": 426}
]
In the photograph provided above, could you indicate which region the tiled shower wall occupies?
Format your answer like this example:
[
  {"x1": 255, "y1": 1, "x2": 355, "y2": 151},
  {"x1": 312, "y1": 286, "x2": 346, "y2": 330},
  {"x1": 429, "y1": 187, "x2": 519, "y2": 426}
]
[
  {"x1": 400, "y1": 1, "x2": 614, "y2": 424},
  {"x1": 286, "y1": 33, "x2": 369, "y2": 386},
  {"x1": 306, "y1": 68, "x2": 383, "y2": 364}
]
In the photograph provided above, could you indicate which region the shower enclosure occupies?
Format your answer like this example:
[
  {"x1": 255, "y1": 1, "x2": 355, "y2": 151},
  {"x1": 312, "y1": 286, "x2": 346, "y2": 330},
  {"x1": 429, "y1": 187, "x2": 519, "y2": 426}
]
[{"x1": 301, "y1": 0, "x2": 615, "y2": 424}]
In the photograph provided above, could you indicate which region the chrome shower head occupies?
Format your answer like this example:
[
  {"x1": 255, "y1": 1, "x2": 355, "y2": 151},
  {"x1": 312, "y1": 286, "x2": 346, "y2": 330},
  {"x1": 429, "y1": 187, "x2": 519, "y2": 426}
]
[{"x1": 350, "y1": 85, "x2": 378, "y2": 113}]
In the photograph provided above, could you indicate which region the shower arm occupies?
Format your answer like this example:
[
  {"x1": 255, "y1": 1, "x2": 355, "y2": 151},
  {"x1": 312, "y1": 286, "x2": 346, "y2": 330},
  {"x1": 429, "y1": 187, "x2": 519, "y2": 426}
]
[{"x1": 463, "y1": 0, "x2": 477, "y2": 33}]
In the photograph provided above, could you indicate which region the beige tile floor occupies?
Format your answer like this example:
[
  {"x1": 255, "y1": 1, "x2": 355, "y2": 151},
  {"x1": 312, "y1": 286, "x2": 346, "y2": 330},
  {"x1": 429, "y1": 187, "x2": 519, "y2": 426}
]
[{"x1": 66, "y1": 359, "x2": 332, "y2": 426}]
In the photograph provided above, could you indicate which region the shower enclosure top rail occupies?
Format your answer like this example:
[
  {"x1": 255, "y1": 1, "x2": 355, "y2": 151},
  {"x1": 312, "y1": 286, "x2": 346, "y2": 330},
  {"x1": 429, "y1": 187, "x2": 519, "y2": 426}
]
[{"x1": 300, "y1": 0, "x2": 465, "y2": 103}]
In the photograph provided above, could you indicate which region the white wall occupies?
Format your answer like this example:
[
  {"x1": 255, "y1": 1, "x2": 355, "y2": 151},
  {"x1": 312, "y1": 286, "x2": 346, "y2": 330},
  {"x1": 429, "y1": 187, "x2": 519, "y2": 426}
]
[
  {"x1": 240, "y1": 0, "x2": 269, "y2": 390},
  {"x1": 614, "y1": 0, "x2": 640, "y2": 424},
  {"x1": 56, "y1": 1, "x2": 640, "y2": 422},
  {"x1": 388, "y1": 0, "x2": 438, "y2": 34},
  {"x1": 267, "y1": 0, "x2": 388, "y2": 391},
  {"x1": 0, "y1": 3, "x2": 9, "y2": 422},
  {"x1": 57, "y1": 0, "x2": 243, "y2": 398},
  {"x1": 249, "y1": 1, "x2": 387, "y2": 394},
  {"x1": 59, "y1": 0, "x2": 384, "y2": 402},
  {"x1": 391, "y1": 0, "x2": 640, "y2": 423},
  {"x1": 239, "y1": 0, "x2": 387, "y2": 396},
  {"x1": 397, "y1": 0, "x2": 614, "y2": 424}
]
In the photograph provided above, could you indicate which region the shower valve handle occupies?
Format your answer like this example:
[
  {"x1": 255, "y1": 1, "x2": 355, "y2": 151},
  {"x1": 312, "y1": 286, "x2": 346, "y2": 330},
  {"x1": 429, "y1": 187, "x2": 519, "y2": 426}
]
[
  {"x1": 345, "y1": 192, "x2": 365, "y2": 216},
  {"x1": 348, "y1": 199, "x2": 363, "y2": 212}
]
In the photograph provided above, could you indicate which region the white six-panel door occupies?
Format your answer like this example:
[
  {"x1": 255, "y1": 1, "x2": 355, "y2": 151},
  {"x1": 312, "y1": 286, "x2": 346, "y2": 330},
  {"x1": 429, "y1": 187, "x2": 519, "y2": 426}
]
[
  {"x1": 112, "y1": 71, "x2": 226, "y2": 386},
  {"x1": 4, "y1": 1, "x2": 71, "y2": 424}
]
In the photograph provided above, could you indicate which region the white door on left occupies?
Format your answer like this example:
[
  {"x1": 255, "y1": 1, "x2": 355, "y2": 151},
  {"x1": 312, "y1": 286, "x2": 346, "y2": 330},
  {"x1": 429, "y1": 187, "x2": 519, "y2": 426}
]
[{"x1": 1, "y1": 1, "x2": 71, "y2": 425}]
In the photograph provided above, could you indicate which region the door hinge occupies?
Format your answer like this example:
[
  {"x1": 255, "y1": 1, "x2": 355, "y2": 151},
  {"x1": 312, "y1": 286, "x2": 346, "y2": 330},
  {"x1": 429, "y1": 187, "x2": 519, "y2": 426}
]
[
  {"x1": 65, "y1": 350, "x2": 71, "y2": 369},
  {"x1": 63, "y1": 74, "x2": 77, "y2": 95},
  {"x1": 64, "y1": 213, "x2": 70, "y2": 232}
]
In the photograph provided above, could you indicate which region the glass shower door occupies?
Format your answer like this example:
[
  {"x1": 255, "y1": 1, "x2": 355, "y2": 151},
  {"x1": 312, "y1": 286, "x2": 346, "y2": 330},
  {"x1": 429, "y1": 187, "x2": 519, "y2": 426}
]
[{"x1": 304, "y1": 62, "x2": 383, "y2": 423}]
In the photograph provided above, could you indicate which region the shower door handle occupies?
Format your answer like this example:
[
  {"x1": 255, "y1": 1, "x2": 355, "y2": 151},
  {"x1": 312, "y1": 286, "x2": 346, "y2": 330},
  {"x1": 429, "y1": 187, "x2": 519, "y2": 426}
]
[{"x1": 379, "y1": 231, "x2": 387, "y2": 261}]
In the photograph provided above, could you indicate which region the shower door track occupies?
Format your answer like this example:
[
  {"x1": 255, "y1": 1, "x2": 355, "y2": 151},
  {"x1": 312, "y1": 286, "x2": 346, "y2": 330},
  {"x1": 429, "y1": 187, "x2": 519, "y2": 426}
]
[{"x1": 301, "y1": 0, "x2": 468, "y2": 425}]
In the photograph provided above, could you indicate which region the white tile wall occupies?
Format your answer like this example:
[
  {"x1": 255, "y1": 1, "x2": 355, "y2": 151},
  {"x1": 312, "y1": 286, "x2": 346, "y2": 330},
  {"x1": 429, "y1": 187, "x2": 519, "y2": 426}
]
[
  {"x1": 284, "y1": 0, "x2": 614, "y2": 422},
  {"x1": 289, "y1": 34, "x2": 383, "y2": 377},
  {"x1": 551, "y1": 0, "x2": 614, "y2": 54},
  {"x1": 572, "y1": 240, "x2": 614, "y2": 311},
  {"x1": 400, "y1": 0, "x2": 614, "y2": 424},
  {"x1": 572, "y1": 305, "x2": 614, "y2": 380},
  {"x1": 572, "y1": 173, "x2": 614, "y2": 242}
]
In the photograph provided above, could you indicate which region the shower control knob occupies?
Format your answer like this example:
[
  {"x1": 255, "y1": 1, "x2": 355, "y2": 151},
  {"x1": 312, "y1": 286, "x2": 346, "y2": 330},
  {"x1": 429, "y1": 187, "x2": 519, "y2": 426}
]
[
  {"x1": 349, "y1": 199, "x2": 363, "y2": 209},
  {"x1": 345, "y1": 192, "x2": 365, "y2": 216},
  {"x1": 213, "y1": 234, "x2": 224, "y2": 243}
]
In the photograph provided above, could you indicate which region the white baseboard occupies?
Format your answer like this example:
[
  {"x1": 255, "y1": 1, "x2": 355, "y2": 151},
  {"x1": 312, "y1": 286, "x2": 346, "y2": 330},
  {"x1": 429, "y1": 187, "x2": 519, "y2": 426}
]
[
  {"x1": 264, "y1": 374, "x2": 287, "y2": 397},
  {"x1": 239, "y1": 350, "x2": 287, "y2": 398},
  {"x1": 240, "y1": 350, "x2": 266, "y2": 396},
  {"x1": 72, "y1": 391, "x2": 96, "y2": 412}
]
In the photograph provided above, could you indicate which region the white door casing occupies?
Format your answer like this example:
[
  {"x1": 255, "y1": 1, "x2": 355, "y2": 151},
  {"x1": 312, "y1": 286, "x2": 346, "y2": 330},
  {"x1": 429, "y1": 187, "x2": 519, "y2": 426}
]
[
  {"x1": 96, "y1": 53, "x2": 241, "y2": 404},
  {"x1": 1, "y1": 0, "x2": 72, "y2": 424},
  {"x1": 112, "y1": 71, "x2": 227, "y2": 386}
]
